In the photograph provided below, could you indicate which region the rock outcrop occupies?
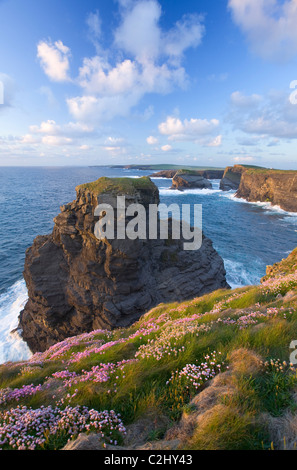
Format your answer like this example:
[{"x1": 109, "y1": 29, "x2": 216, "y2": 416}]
[
  {"x1": 219, "y1": 165, "x2": 247, "y2": 191},
  {"x1": 149, "y1": 170, "x2": 178, "y2": 178},
  {"x1": 150, "y1": 169, "x2": 224, "y2": 180},
  {"x1": 236, "y1": 169, "x2": 297, "y2": 212},
  {"x1": 19, "y1": 176, "x2": 229, "y2": 353},
  {"x1": 171, "y1": 171, "x2": 212, "y2": 190}
]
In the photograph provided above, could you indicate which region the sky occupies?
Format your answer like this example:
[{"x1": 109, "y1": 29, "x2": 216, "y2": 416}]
[{"x1": 1, "y1": 0, "x2": 297, "y2": 168}]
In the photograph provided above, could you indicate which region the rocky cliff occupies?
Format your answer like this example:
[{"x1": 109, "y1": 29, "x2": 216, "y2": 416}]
[
  {"x1": 19, "y1": 176, "x2": 229, "y2": 352},
  {"x1": 219, "y1": 165, "x2": 247, "y2": 191},
  {"x1": 171, "y1": 171, "x2": 212, "y2": 190},
  {"x1": 236, "y1": 169, "x2": 297, "y2": 212}
]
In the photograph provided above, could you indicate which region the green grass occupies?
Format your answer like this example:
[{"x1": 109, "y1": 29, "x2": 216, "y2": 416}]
[
  {"x1": 1, "y1": 250, "x2": 297, "y2": 450},
  {"x1": 76, "y1": 176, "x2": 157, "y2": 196}
]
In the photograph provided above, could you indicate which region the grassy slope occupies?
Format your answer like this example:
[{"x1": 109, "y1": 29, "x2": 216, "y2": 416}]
[{"x1": 1, "y1": 252, "x2": 297, "y2": 450}]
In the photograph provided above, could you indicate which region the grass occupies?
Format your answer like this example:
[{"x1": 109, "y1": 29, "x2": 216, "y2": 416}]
[
  {"x1": 76, "y1": 176, "x2": 157, "y2": 196},
  {"x1": 1, "y1": 251, "x2": 297, "y2": 450}
]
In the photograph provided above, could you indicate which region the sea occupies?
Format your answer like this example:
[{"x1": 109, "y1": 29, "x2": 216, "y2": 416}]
[{"x1": 0, "y1": 166, "x2": 297, "y2": 364}]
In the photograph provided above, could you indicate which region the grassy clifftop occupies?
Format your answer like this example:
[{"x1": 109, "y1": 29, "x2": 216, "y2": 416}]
[
  {"x1": 76, "y1": 176, "x2": 157, "y2": 196},
  {"x1": 1, "y1": 252, "x2": 297, "y2": 450}
]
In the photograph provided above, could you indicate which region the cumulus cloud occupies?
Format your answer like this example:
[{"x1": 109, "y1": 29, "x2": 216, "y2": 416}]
[
  {"x1": 158, "y1": 116, "x2": 220, "y2": 142},
  {"x1": 147, "y1": 135, "x2": 158, "y2": 145},
  {"x1": 22, "y1": 119, "x2": 94, "y2": 148},
  {"x1": 228, "y1": 0, "x2": 297, "y2": 61},
  {"x1": 114, "y1": 0, "x2": 162, "y2": 60},
  {"x1": 66, "y1": 0, "x2": 204, "y2": 122},
  {"x1": 161, "y1": 144, "x2": 172, "y2": 152},
  {"x1": 37, "y1": 40, "x2": 71, "y2": 82}
]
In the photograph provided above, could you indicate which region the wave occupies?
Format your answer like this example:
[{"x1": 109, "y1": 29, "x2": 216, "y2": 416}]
[
  {"x1": 0, "y1": 280, "x2": 32, "y2": 365},
  {"x1": 150, "y1": 177, "x2": 172, "y2": 180},
  {"x1": 224, "y1": 258, "x2": 260, "y2": 289},
  {"x1": 159, "y1": 187, "x2": 222, "y2": 197},
  {"x1": 221, "y1": 192, "x2": 297, "y2": 222}
]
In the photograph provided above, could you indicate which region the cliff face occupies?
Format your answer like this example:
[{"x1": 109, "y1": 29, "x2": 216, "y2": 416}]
[
  {"x1": 171, "y1": 171, "x2": 212, "y2": 190},
  {"x1": 19, "y1": 177, "x2": 229, "y2": 352},
  {"x1": 236, "y1": 170, "x2": 297, "y2": 212},
  {"x1": 219, "y1": 165, "x2": 247, "y2": 191}
]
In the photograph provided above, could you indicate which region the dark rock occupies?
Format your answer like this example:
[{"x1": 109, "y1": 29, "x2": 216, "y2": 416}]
[
  {"x1": 149, "y1": 170, "x2": 178, "y2": 178},
  {"x1": 19, "y1": 176, "x2": 229, "y2": 353},
  {"x1": 219, "y1": 165, "x2": 247, "y2": 191},
  {"x1": 171, "y1": 171, "x2": 212, "y2": 190}
]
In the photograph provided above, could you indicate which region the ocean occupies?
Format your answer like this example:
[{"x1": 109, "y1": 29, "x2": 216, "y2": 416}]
[{"x1": 0, "y1": 166, "x2": 297, "y2": 364}]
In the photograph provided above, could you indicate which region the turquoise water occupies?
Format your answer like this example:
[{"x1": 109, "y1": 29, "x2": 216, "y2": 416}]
[{"x1": 0, "y1": 166, "x2": 296, "y2": 363}]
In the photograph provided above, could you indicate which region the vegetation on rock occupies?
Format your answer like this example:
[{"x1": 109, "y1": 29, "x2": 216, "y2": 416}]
[{"x1": 2, "y1": 250, "x2": 297, "y2": 450}]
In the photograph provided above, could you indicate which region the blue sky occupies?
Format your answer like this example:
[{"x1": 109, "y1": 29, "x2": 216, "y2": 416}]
[{"x1": 1, "y1": 0, "x2": 297, "y2": 168}]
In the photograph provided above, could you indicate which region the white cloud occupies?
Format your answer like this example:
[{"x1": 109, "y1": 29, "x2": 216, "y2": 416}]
[
  {"x1": 147, "y1": 135, "x2": 158, "y2": 145},
  {"x1": 41, "y1": 135, "x2": 73, "y2": 146},
  {"x1": 105, "y1": 136, "x2": 124, "y2": 145},
  {"x1": 229, "y1": 90, "x2": 297, "y2": 139},
  {"x1": 162, "y1": 13, "x2": 205, "y2": 63},
  {"x1": 29, "y1": 119, "x2": 93, "y2": 136},
  {"x1": 234, "y1": 156, "x2": 255, "y2": 163},
  {"x1": 66, "y1": 1, "x2": 204, "y2": 122},
  {"x1": 207, "y1": 135, "x2": 222, "y2": 147},
  {"x1": 37, "y1": 40, "x2": 71, "y2": 82},
  {"x1": 228, "y1": 0, "x2": 297, "y2": 61},
  {"x1": 30, "y1": 119, "x2": 61, "y2": 135},
  {"x1": 104, "y1": 145, "x2": 127, "y2": 157},
  {"x1": 86, "y1": 10, "x2": 101, "y2": 39},
  {"x1": 21, "y1": 134, "x2": 39, "y2": 144},
  {"x1": 20, "y1": 119, "x2": 95, "y2": 150},
  {"x1": 161, "y1": 144, "x2": 172, "y2": 152},
  {"x1": 158, "y1": 116, "x2": 220, "y2": 141},
  {"x1": 114, "y1": 0, "x2": 162, "y2": 60},
  {"x1": 231, "y1": 91, "x2": 262, "y2": 108}
]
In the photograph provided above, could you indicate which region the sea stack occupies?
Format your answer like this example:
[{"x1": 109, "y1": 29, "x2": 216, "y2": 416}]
[
  {"x1": 171, "y1": 170, "x2": 212, "y2": 190},
  {"x1": 19, "y1": 176, "x2": 229, "y2": 352}
]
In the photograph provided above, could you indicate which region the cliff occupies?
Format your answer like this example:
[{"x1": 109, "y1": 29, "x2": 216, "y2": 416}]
[
  {"x1": 171, "y1": 170, "x2": 212, "y2": 190},
  {"x1": 236, "y1": 169, "x2": 297, "y2": 212},
  {"x1": 19, "y1": 176, "x2": 229, "y2": 352},
  {"x1": 219, "y1": 165, "x2": 247, "y2": 191}
]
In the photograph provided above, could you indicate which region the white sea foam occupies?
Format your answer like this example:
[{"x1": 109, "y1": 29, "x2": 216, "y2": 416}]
[
  {"x1": 150, "y1": 177, "x2": 172, "y2": 180},
  {"x1": 0, "y1": 280, "x2": 32, "y2": 365},
  {"x1": 159, "y1": 187, "x2": 222, "y2": 197},
  {"x1": 224, "y1": 258, "x2": 259, "y2": 289},
  {"x1": 221, "y1": 192, "x2": 297, "y2": 222}
]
